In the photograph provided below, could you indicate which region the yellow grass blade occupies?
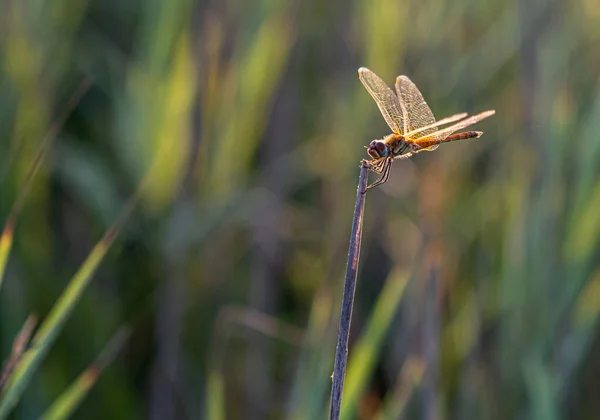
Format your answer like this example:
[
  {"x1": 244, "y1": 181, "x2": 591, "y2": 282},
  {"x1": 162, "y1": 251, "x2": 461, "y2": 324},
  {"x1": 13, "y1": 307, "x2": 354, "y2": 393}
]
[
  {"x1": 206, "y1": 371, "x2": 226, "y2": 420},
  {"x1": 0, "y1": 218, "x2": 15, "y2": 291}
]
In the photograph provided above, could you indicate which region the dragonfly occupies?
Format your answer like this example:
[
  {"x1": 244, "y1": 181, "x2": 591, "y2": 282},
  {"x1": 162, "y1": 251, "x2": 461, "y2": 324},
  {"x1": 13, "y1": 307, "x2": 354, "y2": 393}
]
[{"x1": 358, "y1": 67, "x2": 495, "y2": 189}]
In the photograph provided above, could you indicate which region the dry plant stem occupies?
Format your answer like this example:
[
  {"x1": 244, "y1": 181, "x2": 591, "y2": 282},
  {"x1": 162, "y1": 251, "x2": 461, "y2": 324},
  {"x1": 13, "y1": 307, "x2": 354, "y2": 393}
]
[{"x1": 329, "y1": 160, "x2": 369, "y2": 420}]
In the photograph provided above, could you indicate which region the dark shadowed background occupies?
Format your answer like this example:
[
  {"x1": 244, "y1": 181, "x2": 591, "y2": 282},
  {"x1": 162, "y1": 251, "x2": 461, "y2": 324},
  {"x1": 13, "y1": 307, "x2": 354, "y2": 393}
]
[{"x1": 1, "y1": 0, "x2": 600, "y2": 418}]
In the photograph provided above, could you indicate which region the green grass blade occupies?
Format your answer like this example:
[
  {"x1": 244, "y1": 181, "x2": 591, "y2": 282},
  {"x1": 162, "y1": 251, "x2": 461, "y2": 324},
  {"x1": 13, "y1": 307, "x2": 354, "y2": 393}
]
[
  {"x1": 38, "y1": 327, "x2": 130, "y2": 420},
  {"x1": 0, "y1": 316, "x2": 37, "y2": 392},
  {"x1": 287, "y1": 289, "x2": 336, "y2": 420},
  {"x1": 340, "y1": 268, "x2": 410, "y2": 420},
  {"x1": 0, "y1": 203, "x2": 132, "y2": 418},
  {"x1": 38, "y1": 371, "x2": 96, "y2": 420}
]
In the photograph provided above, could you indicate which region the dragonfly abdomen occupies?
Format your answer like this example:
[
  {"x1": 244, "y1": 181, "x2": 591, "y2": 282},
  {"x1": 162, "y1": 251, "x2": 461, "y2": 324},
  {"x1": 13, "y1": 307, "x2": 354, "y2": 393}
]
[
  {"x1": 445, "y1": 131, "x2": 482, "y2": 142},
  {"x1": 412, "y1": 131, "x2": 483, "y2": 150}
]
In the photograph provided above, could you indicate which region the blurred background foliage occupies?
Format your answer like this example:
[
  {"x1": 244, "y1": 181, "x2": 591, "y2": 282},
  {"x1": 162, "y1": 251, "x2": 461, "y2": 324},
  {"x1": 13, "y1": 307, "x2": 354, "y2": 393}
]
[{"x1": 1, "y1": 0, "x2": 600, "y2": 418}]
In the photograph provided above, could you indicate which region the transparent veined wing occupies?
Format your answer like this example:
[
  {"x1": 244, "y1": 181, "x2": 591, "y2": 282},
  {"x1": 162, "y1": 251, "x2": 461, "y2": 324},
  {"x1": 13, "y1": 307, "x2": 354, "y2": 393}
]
[
  {"x1": 403, "y1": 112, "x2": 467, "y2": 138},
  {"x1": 412, "y1": 110, "x2": 496, "y2": 149},
  {"x1": 395, "y1": 75, "x2": 438, "y2": 149},
  {"x1": 359, "y1": 68, "x2": 406, "y2": 135}
]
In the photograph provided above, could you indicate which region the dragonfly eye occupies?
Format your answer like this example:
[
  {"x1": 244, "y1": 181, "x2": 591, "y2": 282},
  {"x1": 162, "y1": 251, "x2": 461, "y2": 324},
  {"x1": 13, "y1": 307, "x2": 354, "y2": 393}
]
[
  {"x1": 375, "y1": 142, "x2": 387, "y2": 153},
  {"x1": 367, "y1": 140, "x2": 388, "y2": 159}
]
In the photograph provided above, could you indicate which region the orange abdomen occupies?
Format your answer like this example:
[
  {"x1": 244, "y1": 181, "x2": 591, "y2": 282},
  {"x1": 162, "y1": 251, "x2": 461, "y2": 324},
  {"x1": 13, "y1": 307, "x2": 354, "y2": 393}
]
[{"x1": 415, "y1": 131, "x2": 482, "y2": 149}]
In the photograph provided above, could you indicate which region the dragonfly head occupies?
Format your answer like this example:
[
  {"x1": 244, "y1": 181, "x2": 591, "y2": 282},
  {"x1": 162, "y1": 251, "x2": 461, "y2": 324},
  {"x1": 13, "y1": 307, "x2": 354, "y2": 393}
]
[{"x1": 367, "y1": 140, "x2": 389, "y2": 159}]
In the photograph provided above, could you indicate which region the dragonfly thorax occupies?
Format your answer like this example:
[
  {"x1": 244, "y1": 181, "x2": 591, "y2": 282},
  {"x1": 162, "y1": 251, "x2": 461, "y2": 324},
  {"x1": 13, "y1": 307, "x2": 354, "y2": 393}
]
[{"x1": 385, "y1": 133, "x2": 406, "y2": 155}]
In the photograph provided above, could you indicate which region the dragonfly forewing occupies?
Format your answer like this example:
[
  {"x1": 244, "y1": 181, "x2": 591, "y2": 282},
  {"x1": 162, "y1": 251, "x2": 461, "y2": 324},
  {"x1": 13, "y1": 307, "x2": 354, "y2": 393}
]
[
  {"x1": 395, "y1": 75, "x2": 436, "y2": 136},
  {"x1": 359, "y1": 67, "x2": 406, "y2": 135}
]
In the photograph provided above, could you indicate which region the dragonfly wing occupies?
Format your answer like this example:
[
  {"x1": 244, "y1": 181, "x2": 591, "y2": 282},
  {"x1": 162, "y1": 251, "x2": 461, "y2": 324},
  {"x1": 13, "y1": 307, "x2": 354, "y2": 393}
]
[
  {"x1": 413, "y1": 110, "x2": 496, "y2": 148},
  {"x1": 359, "y1": 68, "x2": 406, "y2": 135},
  {"x1": 395, "y1": 76, "x2": 437, "y2": 149},
  {"x1": 403, "y1": 112, "x2": 468, "y2": 138}
]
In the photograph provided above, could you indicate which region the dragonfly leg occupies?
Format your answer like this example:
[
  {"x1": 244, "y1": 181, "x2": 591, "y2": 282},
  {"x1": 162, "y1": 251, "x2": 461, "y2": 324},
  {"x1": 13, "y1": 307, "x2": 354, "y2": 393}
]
[
  {"x1": 366, "y1": 158, "x2": 392, "y2": 190},
  {"x1": 368, "y1": 158, "x2": 388, "y2": 173},
  {"x1": 367, "y1": 159, "x2": 383, "y2": 173}
]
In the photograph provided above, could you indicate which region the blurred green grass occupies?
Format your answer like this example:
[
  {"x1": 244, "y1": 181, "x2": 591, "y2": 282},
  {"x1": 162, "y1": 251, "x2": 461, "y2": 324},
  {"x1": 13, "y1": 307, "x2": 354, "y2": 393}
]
[{"x1": 1, "y1": 0, "x2": 600, "y2": 418}]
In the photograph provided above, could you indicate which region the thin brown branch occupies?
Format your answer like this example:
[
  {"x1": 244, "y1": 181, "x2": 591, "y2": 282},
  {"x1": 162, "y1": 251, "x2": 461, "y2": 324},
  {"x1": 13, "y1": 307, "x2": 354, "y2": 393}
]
[{"x1": 328, "y1": 160, "x2": 369, "y2": 420}]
